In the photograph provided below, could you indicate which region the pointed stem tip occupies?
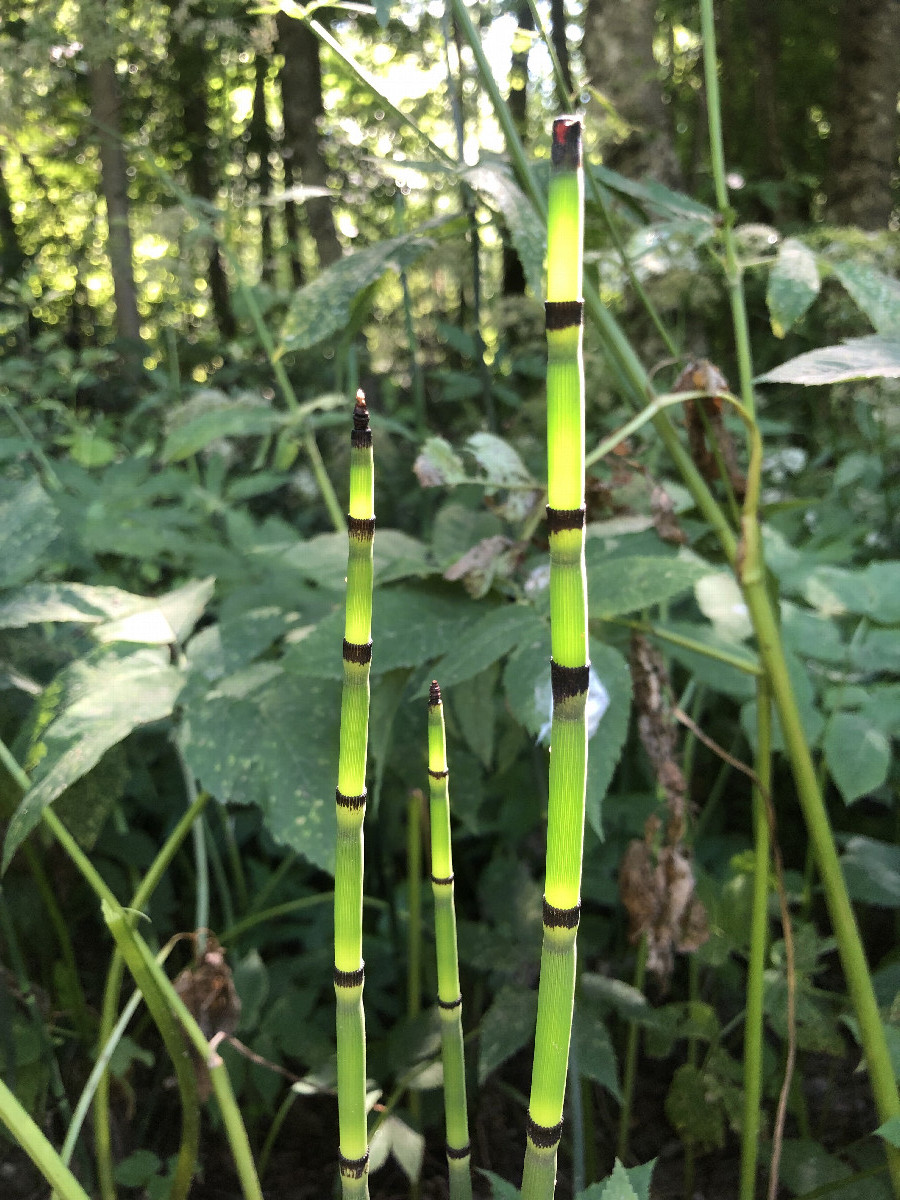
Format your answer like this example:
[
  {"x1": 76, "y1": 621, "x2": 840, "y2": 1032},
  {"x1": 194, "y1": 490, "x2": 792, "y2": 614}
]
[
  {"x1": 551, "y1": 116, "x2": 582, "y2": 170},
  {"x1": 352, "y1": 389, "x2": 370, "y2": 432},
  {"x1": 429, "y1": 680, "x2": 442, "y2": 707}
]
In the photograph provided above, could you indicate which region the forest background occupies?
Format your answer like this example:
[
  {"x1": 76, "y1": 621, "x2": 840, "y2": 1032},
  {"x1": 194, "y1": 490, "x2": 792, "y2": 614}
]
[{"x1": 1, "y1": 0, "x2": 900, "y2": 1198}]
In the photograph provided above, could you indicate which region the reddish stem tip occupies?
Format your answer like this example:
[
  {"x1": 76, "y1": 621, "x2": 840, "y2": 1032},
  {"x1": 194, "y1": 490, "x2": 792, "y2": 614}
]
[
  {"x1": 352, "y1": 389, "x2": 370, "y2": 432},
  {"x1": 429, "y1": 680, "x2": 442, "y2": 706},
  {"x1": 551, "y1": 116, "x2": 582, "y2": 170}
]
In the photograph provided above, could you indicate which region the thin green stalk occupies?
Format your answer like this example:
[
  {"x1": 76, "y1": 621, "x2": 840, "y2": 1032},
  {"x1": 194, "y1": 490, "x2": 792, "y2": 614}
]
[
  {"x1": 616, "y1": 934, "x2": 648, "y2": 1162},
  {"x1": 427, "y1": 682, "x2": 473, "y2": 1200},
  {"x1": 407, "y1": 789, "x2": 424, "y2": 1181},
  {"x1": 521, "y1": 117, "x2": 588, "y2": 1200},
  {"x1": 0, "y1": 1075, "x2": 93, "y2": 1200},
  {"x1": 741, "y1": 677, "x2": 772, "y2": 1200},
  {"x1": 334, "y1": 391, "x2": 376, "y2": 1200}
]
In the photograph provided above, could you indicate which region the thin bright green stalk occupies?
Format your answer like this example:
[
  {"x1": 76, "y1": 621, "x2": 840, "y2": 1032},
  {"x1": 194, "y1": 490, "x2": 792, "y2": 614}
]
[
  {"x1": 521, "y1": 117, "x2": 588, "y2": 1200},
  {"x1": 407, "y1": 788, "x2": 424, "y2": 1172},
  {"x1": 741, "y1": 677, "x2": 772, "y2": 1200},
  {"x1": 0, "y1": 1075, "x2": 92, "y2": 1200},
  {"x1": 427, "y1": 682, "x2": 473, "y2": 1200},
  {"x1": 334, "y1": 390, "x2": 375, "y2": 1200}
]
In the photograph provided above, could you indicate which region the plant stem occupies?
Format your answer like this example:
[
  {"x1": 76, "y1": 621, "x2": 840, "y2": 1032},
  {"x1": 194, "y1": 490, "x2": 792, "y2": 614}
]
[
  {"x1": 0, "y1": 1075, "x2": 93, "y2": 1200},
  {"x1": 521, "y1": 117, "x2": 588, "y2": 1200},
  {"x1": 427, "y1": 682, "x2": 473, "y2": 1200},
  {"x1": 741, "y1": 677, "x2": 772, "y2": 1200},
  {"x1": 616, "y1": 934, "x2": 648, "y2": 1162},
  {"x1": 334, "y1": 391, "x2": 376, "y2": 1199}
]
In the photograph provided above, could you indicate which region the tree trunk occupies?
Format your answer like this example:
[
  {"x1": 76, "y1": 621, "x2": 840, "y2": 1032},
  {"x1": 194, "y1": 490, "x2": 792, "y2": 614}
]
[
  {"x1": 581, "y1": 0, "x2": 682, "y2": 186},
  {"x1": 827, "y1": 0, "x2": 900, "y2": 228},
  {"x1": 168, "y1": 6, "x2": 237, "y2": 340},
  {"x1": 249, "y1": 54, "x2": 275, "y2": 284},
  {"x1": 276, "y1": 12, "x2": 342, "y2": 270},
  {"x1": 549, "y1": 0, "x2": 574, "y2": 97},
  {"x1": 502, "y1": 0, "x2": 533, "y2": 296},
  {"x1": 88, "y1": 59, "x2": 143, "y2": 346}
]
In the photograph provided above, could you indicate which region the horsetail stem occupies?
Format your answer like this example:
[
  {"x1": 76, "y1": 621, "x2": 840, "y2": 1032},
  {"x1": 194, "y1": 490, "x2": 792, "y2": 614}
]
[
  {"x1": 427, "y1": 682, "x2": 473, "y2": 1200},
  {"x1": 521, "y1": 117, "x2": 588, "y2": 1200},
  {"x1": 334, "y1": 390, "x2": 375, "y2": 1198}
]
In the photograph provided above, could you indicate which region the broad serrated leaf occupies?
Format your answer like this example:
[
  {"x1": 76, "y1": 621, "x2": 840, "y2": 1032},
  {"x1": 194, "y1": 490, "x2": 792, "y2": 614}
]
[
  {"x1": 0, "y1": 477, "x2": 59, "y2": 590},
  {"x1": 590, "y1": 164, "x2": 715, "y2": 222},
  {"x1": 831, "y1": 260, "x2": 900, "y2": 336},
  {"x1": 478, "y1": 985, "x2": 537, "y2": 1084},
  {"x1": 179, "y1": 666, "x2": 340, "y2": 873},
  {"x1": 3, "y1": 646, "x2": 183, "y2": 868},
  {"x1": 465, "y1": 432, "x2": 535, "y2": 489},
  {"x1": 578, "y1": 1161, "x2": 655, "y2": 1200},
  {"x1": 161, "y1": 404, "x2": 284, "y2": 462},
  {"x1": 279, "y1": 232, "x2": 435, "y2": 352},
  {"x1": 573, "y1": 1004, "x2": 620, "y2": 1100},
  {"x1": 841, "y1": 837, "x2": 900, "y2": 907},
  {"x1": 585, "y1": 640, "x2": 632, "y2": 839},
  {"x1": 757, "y1": 335, "x2": 900, "y2": 385},
  {"x1": 597, "y1": 1160, "x2": 640, "y2": 1200},
  {"x1": 767, "y1": 238, "x2": 820, "y2": 337},
  {"x1": 54, "y1": 744, "x2": 129, "y2": 850},
  {"x1": 463, "y1": 163, "x2": 545, "y2": 297},
  {"x1": 804, "y1": 561, "x2": 900, "y2": 624},
  {"x1": 95, "y1": 577, "x2": 215, "y2": 645},
  {"x1": 481, "y1": 1170, "x2": 521, "y2": 1200},
  {"x1": 0, "y1": 582, "x2": 144, "y2": 628},
  {"x1": 587, "y1": 555, "x2": 712, "y2": 617},
  {"x1": 428, "y1": 604, "x2": 544, "y2": 692},
  {"x1": 778, "y1": 1139, "x2": 879, "y2": 1199},
  {"x1": 664, "y1": 1063, "x2": 725, "y2": 1153},
  {"x1": 412, "y1": 437, "x2": 469, "y2": 488},
  {"x1": 450, "y1": 662, "x2": 498, "y2": 768},
  {"x1": 825, "y1": 711, "x2": 890, "y2": 804}
]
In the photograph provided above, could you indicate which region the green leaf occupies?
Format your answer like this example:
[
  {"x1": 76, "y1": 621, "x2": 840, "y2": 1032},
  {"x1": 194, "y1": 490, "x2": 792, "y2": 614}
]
[
  {"x1": 831, "y1": 260, "x2": 900, "y2": 336},
  {"x1": 3, "y1": 646, "x2": 183, "y2": 869},
  {"x1": 757, "y1": 335, "x2": 900, "y2": 385},
  {"x1": 577, "y1": 1161, "x2": 655, "y2": 1200},
  {"x1": 450, "y1": 662, "x2": 498, "y2": 769},
  {"x1": 462, "y1": 163, "x2": 545, "y2": 297},
  {"x1": 876, "y1": 1116, "x2": 900, "y2": 1149},
  {"x1": 179, "y1": 666, "x2": 340, "y2": 874},
  {"x1": 804, "y1": 561, "x2": 900, "y2": 624},
  {"x1": 587, "y1": 555, "x2": 713, "y2": 618},
  {"x1": 481, "y1": 1170, "x2": 521, "y2": 1200},
  {"x1": 465, "y1": 432, "x2": 536, "y2": 489},
  {"x1": 841, "y1": 837, "x2": 900, "y2": 907},
  {"x1": 778, "y1": 1138, "x2": 877, "y2": 1199},
  {"x1": 372, "y1": 1114, "x2": 425, "y2": 1183},
  {"x1": 429, "y1": 604, "x2": 545, "y2": 692},
  {"x1": 279, "y1": 232, "x2": 435, "y2": 353},
  {"x1": 0, "y1": 581, "x2": 144, "y2": 628},
  {"x1": 573, "y1": 1004, "x2": 620, "y2": 1100},
  {"x1": 115, "y1": 1149, "x2": 163, "y2": 1187},
  {"x1": 95, "y1": 577, "x2": 215, "y2": 645},
  {"x1": 590, "y1": 164, "x2": 715, "y2": 222},
  {"x1": 585, "y1": 640, "x2": 632, "y2": 839},
  {"x1": 161, "y1": 404, "x2": 284, "y2": 462},
  {"x1": 825, "y1": 711, "x2": 891, "y2": 804},
  {"x1": 412, "y1": 437, "x2": 469, "y2": 488},
  {"x1": 767, "y1": 238, "x2": 820, "y2": 337},
  {"x1": 478, "y1": 984, "x2": 537, "y2": 1084},
  {"x1": 0, "y1": 477, "x2": 59, "y2": 590},
  {"x1": 664, "y1": 1063, "x2": 725, "y2": 1153}
]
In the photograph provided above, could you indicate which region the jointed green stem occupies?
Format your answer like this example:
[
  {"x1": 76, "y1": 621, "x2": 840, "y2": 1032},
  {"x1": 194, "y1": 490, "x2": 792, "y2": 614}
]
[
  {"x1": 334, "y1": 391, "x2": 375, "y2": 1198},
  {"x1": 427, "y1": 682, "x2": 473, "y2": 1200},
  {"x1": 522, "y1": 117, "x2": 588, "y2": 1200}
]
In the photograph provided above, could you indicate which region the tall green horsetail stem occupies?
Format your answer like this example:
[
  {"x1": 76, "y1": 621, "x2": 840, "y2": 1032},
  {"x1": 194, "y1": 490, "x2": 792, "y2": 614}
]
[
  {"x1": 521, "y1": 117, "x2": 588, "y2": 1200},
  {"x1": 427, "y1": 682, "x2": 473, "y2": 1200},
  {"x1": 334, "y1": 390, "x2": 375, "y2": 1198}
]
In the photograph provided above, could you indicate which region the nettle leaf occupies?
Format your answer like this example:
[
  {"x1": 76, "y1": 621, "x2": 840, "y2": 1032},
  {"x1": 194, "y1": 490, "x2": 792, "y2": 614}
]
[
  {"x1": 3, "y1": 646, "x2": 183, "y2": 869},
  {"x1": 412, "y1": 437, "x2": 469, "y2": 488},
  {"x1": 428, "y1": 603, "x2": 545, "y2": 692},
  {"x1": 0, "y1": 477, "x2": 59, "y2": 590},
  {"x1": 0, "y1": 582, "x2": 143, "y2": 629},
  {"x1": 587, "y1": 555, "x2": 712, "y2": 618},
  {"x1": 664, "y1": 1063, "x2": 725, "y2": 1153},
  {"x1": 767, "y1": 238, "x2": 820, "y2": 337},
  {"x1": 161, "y1": 403, "x2": 285, "y2": 462},
  {"x1": 578, "y1": 1161, "x2": 655, "y2": 1200},
  {"x1": 481, "y1": 1171, "x2": 521, "y2": 1200},
  {"x1": 757, "y1": 335, "x2": 900, "y2": 385},
  {"x1": 825, "y1": 712, "x2": 891, "y2": 804},
  {"x1": 585, "y1": 640, "x2": 632, "y2": 839},
  {"x1": 179, "y1": 666, "x2": 340, "y2": 874},
  {"x1": 466, "y1": 432, "x2": 535, "y2": 489},
  {"x1": 478, "y1": 984, "x2": 537, "y2": 1084},
  {"x1": 95, "y1": 577, "x2": 215, "y2": 645},
  {"x1": 573, "y1": 1004, "x2": 620, "y2": 1100},
  {"x1": 840, "y1": 837, "x2": 900, "y2": 907},
  {"x1": 804, "y1": 561, "x2": 900, "y2": 625},
  {"x1": 462, "y1": 163, "x2": 545, "y2": 297},
  {"x1": 778, "y1": 1139, "x2": 883, "y2": 1200},
  {"x1": 831, "y1": 260, "x2": 900, "y2": 336},
  {"x1": 279, "y1": 232, "x2": 435, "y2": 353}
]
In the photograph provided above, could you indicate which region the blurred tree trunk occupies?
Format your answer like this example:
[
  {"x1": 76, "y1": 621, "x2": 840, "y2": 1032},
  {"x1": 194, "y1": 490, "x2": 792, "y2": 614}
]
[
  {"x1": 169, "y1": 6, "x2": 236, "y2": 340},
  {"x1": 88, "y1": 58, "x2": 143, "y2": 347},
  {"x1": 249, "y1": 54, "x2": 275, "y2": 284},
  {"x1": 276, "y1": 13, "x2": 342, "y2": 270},
  {"x1": 827, "y1": 0, "x2": 900, "y2": 228},
  {"x1": 581, "y1": 0, "x2": 682, "y2": 186},
  {"x1": 549, "y1": 0, "x2": 574, "y2": 97},
  {"x1": 0, "y1": 158, "x2": 26, "y2": 283},
  {"x1": 502, "y1": 0, "x2": 533, "y2": 296}
]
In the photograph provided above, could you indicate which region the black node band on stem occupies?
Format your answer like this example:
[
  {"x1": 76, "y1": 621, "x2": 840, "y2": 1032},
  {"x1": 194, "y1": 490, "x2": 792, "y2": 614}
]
[
  {"x1": 333, "y1": 964, "x2": 365, "y2": 989},
  {"x1": 551, "y1": 115, "x2": 582, "y2": 169},
  {"x1": 546, "y1": 505, "x2": 585, "y2": 533},
  {"x1": 437, "y1": 994, "x2": 463, "y2": 1011},
  {"x1": 429, "y1": 680, "x2": 442, "y2": 706},
  {"x1": 550, "y1": 660, "x2": 591, "y2": 704},
  {"x1": 342, "y1": 638, "x2": 373, "y2": 665},
  {"x1": 526, "y1": 1114, "x2": 564, "y2": 1149},
  {"x1": 446, "y1": 1142, "x2": 471, "y2": 1160},
  {"x1": 336, "y1": 787, "x2": 367, "y2": 810},
  {"x1": 428, "y1": 767, "x2": 449, "y2": 779},
  {"x1": 347, "y1": 515, "x2": 376, "y2": 539},
  {"x1": 431, "y1": 873, "x2": 454, "y2": 887},
  {"x1": 544, "y1": 299, "x2": 584, "y2": 331},
  {"x1": 339, "y1": 1150, "x2": 370, "y2": 1178},
  {"x1": 543, "y1": 897, "x2": 581, "y2": 930}
]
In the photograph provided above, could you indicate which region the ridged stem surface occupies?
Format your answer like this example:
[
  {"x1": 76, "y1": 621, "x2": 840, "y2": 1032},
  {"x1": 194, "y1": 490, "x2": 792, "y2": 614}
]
[
  {"x1": 522, "y1": 117, "x2": 587, "y2": 1200},
  {"x1": 334, "y1": 392, "x2": 375, "y2": 1198},
  {"x1": 428, "y1": 682, "x2": 473, "y2": 1200}
]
